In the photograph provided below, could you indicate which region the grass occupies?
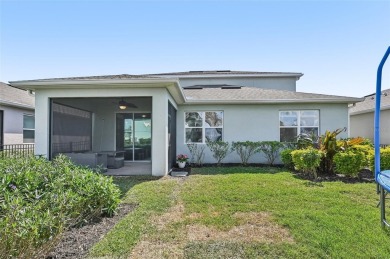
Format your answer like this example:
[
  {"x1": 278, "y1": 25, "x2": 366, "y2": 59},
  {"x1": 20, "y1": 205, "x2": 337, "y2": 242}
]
[{"x1": 90, "y1": 167, "x2": 390, "y2": 258}]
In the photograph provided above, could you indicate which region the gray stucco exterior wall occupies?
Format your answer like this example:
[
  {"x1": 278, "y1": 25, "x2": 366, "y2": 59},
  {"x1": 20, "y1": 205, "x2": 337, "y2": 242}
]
[
  {"x1": 350, "y1": 110, "x2": 390, "y2": 145},
  {"x1": 176, "y1": 103, "x2": 349, "y2": 164},
  {"x1": 0, "y1": 105, "x2": 34, "y2": 144}
]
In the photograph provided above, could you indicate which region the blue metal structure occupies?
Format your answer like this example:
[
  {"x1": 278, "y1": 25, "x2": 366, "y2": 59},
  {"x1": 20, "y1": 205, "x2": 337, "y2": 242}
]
[{"x1": 374, "y1": 46, "x2": 390, "y2": 228}]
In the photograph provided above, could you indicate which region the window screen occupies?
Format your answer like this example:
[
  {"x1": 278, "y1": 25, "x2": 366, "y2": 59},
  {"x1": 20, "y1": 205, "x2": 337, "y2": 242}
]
[{"x1": 51, "y1": 102, "x2": 92, "y2": 157}]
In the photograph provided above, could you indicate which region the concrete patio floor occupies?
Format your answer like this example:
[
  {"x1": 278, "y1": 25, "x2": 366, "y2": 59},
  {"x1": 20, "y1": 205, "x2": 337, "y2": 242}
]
[{"x1": 103, "y1": 162, "x2": 152, "y2": 176}]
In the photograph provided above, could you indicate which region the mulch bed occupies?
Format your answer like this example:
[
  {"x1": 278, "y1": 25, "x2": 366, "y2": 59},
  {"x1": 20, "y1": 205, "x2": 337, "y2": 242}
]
[
  {"x1": 293, "y1": 169, "x2": 375, "y2": 184},
  {"x1": 46, "y1": 203, "x2": 136, "y2": 259}
]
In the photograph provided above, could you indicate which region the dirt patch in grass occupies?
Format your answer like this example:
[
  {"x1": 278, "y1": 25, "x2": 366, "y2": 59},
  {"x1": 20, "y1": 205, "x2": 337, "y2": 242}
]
[
  {"x1": 150, "y1": 202, "x2": 185, "y2": 231},
  {"x1": 130, "y1": 241, "x2": 184, "y2": 259},
  {"x1": 46, "y1": 203, "x2": 136, "y2": 259},
  {"x1": 187, "y1": 212, "x2": 294, "y2": 244},
  {"x1": 132, "y1": 208, "x2": 294, "y2": 258}
]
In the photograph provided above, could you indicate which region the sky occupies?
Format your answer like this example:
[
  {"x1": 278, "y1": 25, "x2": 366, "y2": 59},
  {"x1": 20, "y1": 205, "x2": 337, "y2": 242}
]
[{"x1": 0, "y1": 0, "x2": 389, "y2": 97}]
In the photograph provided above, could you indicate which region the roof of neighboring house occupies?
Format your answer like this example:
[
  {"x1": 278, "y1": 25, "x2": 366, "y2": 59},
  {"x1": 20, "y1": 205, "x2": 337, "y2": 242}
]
[
  {"x1": 183, "y1": 86, "x2": 362, "y2": 104},
  {"x1": 0, "y1": 82, "x2": 35, "y2": 109},
  {"x1": 349, "y1": 88, "x2": 390, "y2": 115}
]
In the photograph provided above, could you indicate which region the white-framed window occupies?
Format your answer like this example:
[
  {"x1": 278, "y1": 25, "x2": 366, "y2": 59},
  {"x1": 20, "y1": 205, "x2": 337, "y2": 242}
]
[
  {"x1": 279, "y1": 110, "x2": 319, "y2": 142},
  {"x1": 23, "y1": 114, "x2": 35, "y2": 143},
  {"x1": 185, "y1": 111, "x2": 223, "y2": 143}
]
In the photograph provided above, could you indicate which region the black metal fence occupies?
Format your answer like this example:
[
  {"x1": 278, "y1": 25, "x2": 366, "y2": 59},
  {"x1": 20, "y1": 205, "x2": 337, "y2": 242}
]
[{"x1": 0, "y1": 144, "x2": 35, "y2": 158}]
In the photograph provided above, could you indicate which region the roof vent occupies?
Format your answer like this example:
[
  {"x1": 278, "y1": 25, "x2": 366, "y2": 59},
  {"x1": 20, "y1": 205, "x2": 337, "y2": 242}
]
[
  {"x1": 183, "y1": 84, "x2": 242, "y2": 90},
  {"x1": 221, "y1": 86, "x2": 241, "y2": 89}
]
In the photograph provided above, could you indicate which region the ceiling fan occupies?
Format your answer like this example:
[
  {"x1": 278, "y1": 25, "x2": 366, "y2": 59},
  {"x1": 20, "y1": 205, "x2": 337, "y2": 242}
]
[{"x1": 113, "y1": 98, "x2": 138, "y2": 109}]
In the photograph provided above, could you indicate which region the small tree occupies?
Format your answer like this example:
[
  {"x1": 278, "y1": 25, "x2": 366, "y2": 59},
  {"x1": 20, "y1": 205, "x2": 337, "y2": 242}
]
[
  {"x1": 319, "y1": 128, "x2": 346, "y2": 174},
  {"x1": 206, "y1": 141, "x2": 231, "y2": 166},
  {"x1": 187, "y1": 143, "x2": 206, "y2": 166},
  {"x1": 258, "y1": 141, "x2": 284, "y2": 165},
  {"x1": 231, "y1": 141, "x2": 261, "y2": 165}
]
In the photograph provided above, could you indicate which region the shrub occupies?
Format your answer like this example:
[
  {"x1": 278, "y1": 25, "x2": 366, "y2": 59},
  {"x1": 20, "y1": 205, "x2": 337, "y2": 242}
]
[
  {"x1": 187, "y1": 144, "x2": 206, "y2": 166},
  {"x1": 351, "y1": 144, "x2": 373, "y2": 168},
  {"x1": 368, "y1": 146, "x2": 390, "y2": 172},
  {"x1": 206, "y1": 141, "x2": 231, "y2": 166},
  {"x1": 280, "y1": 148, "x2": 294, "y2": 170},
  {"x1": 231, "y1": 141, "x2": 261, "y2": 165},
  {"x1": 291, "y1": 148, "x2": 323, "y2": 179},
  {"x1": 333, "y1": 150, "x2": 365, "y2": 177},
  {"x1": 258, "y1": 141, "x2": 284, "y2": 165},
  {"x1": 0, "y1": 155, "x2": 121, "y2": 258}
]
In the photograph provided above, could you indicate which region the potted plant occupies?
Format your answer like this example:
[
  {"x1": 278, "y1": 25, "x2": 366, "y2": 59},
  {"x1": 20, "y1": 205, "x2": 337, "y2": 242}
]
[{"x1": 177, "y1": 154, "x2": 189, "y2": 168}]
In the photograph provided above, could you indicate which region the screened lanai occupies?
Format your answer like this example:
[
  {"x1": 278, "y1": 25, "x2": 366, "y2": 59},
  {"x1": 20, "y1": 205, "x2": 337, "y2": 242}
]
[{"x1": 50, "y1": 97, "x2": 153, "y2": 174}]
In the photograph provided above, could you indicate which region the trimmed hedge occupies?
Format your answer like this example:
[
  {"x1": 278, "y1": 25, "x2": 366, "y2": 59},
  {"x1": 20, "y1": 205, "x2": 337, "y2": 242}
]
[
  {"x1": 0, "y1": 155, "x2": 121, "y2": 258},
  {"x1": 291, "y1": 148, "x2": 323, "y2": 178},
  {"x1": 280, "y1": 148, "x2": 294, "y2": 170}
]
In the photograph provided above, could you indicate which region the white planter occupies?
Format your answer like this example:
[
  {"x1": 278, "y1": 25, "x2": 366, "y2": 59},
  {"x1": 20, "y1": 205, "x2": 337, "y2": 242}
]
[{"x1": 178, "y1": 161, "x2": 186, "y2": 168}]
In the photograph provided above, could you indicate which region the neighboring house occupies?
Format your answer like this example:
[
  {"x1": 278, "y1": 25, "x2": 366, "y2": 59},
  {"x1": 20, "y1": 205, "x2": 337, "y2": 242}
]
[
  {"x1": 10, "y1": 70, "x2": 362, "y2": 176},
  {"x1": 349, "y1": 88, "x2": 390, "y2": 145},
  {"x1": 0, "y1": 82, "x2": 35, "y2": 146}
]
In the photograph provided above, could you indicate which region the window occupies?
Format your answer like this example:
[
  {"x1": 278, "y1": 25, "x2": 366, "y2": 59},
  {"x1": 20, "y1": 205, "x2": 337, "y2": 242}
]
[
  {"x1": 185, "y1": 111, "x2": 223, "y2": 143},
  {"x1": 279, "y1": 110, "x2": 319, "y2": 142},
  {"x1": 23, "y1": 114, "x2": 35, "y2": 143}
]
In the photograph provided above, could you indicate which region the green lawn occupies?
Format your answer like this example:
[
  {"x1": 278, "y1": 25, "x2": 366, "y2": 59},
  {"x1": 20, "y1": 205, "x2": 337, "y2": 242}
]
[{"x1": 89, "y1": 167, "x2": 390, "y2": 258}]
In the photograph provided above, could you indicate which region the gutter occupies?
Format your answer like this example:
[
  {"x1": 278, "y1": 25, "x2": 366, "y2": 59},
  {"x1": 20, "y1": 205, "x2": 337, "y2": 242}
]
[
  {"x1": 155, "y1": 73, "x2": 304, "y2": 80},
  {"x1": 0, "y1": 99, "x2": 35, "y2": 110},
  {"x1": 9, "y1": 78, "x2": 181, "y2": 88},
  {"x1": 9, "y1": 78, "x2": 187, "y2": 106},
  {"x1": 350, "y1": 105, "x2": 390, "y2": 116},
  {"x1": 182, "y1": 97, "x2": 364, "y2": 105}
]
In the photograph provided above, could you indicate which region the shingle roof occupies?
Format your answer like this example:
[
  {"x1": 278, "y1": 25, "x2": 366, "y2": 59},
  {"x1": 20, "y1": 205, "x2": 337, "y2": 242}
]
[
  {"x1": 0, "y1": 82, "x2": 35, "y2": 109},
  {"x1": 12, "y1": 71, "x2": 303, "y2": 82},
  {"x1": 144, "y1": 70, "x2": 303, "y2": 77},
  {"x1": 183, "y1": 86, "x2": 361, "y2": 104},
  {"x1": 349, "y1": 88, "x2": 390, "y2": 115},
  {"x1": 16, "y1": 74, "x2": 159, "y2": 82}
]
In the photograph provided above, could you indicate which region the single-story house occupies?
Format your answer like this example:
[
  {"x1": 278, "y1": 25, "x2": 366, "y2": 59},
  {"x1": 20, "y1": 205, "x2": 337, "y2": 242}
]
[
  {"x1": 9, "y1": 70, "x2": 362, "y2": 176},
  {"x1": 0, "y1": 82, "x2": 35, "y2": 146},
  {"x1": 349, "y1": 88, "x2": 390, "y2": 145}
]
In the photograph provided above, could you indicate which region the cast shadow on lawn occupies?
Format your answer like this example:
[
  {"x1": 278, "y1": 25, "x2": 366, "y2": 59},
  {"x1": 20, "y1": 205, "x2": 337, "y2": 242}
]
[
  {"x1": 190, "y1": 164, "x2": 285, "y2": 175},
  {"x1": 112, "y1": 176, "x2": 162, "y2": 198}
]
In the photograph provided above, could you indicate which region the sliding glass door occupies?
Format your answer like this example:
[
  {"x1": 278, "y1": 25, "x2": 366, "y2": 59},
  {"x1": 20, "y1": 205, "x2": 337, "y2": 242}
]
[{"x1": 116, "y1": 113, "x2": 151, "y2": 161}]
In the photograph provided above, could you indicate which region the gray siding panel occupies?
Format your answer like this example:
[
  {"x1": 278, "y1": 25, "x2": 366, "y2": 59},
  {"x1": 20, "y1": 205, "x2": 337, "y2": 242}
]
[{"x1": 179, "y1": 77, "x2": 297, "y2": 91}]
